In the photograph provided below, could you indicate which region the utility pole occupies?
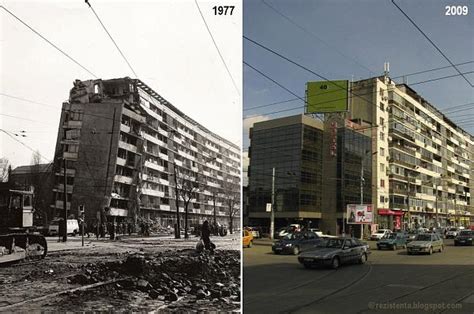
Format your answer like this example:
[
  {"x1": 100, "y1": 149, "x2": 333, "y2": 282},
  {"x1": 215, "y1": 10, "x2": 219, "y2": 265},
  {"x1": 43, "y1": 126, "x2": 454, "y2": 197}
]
[
  {"x1": 63, "y1": 158, "x2": 68, "y2": 242},
  {"x1": 270, "y1": 167, "x2": 275, "y2": 240},
  {"x1": 213, "y1": 190, "x2": 217, "y2": 228},
  {"x1": 173, "y1": 163, "x2": 181, "y2": 239}
]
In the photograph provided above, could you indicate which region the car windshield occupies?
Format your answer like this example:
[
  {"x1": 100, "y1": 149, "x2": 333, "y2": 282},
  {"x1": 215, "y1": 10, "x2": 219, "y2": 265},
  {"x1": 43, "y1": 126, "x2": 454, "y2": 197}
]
[
  {"x1": 386, "y1": 233, "x2": 397, "y2": 239},
  {"x1": 449, "y1": 228, "x2": 458, "y2": 231},
  {"x1": 283, "y1": 233, "x2": 303, "y2": 240},
  {"x1": 459, "y1": 230, "x2": 472, "y2": 236},
  {"x1": 325, "y1": 239, "x2": 344, "y2": 248},
  {"x1": 415, "y1": 234, "x2": 432, "y2": 241},
  {"x1": 50, "y1": 221, "x2": 59, "y2": 226}
]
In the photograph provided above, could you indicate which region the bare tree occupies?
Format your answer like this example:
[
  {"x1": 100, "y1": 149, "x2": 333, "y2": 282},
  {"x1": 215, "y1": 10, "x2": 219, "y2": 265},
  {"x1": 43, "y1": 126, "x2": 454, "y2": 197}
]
[
  {"x1": 174, "y1": 165, "x2": 200, "y2": 239},
  {"x1": 0, "y1": 158, "x2": 11, "y2": 182},
  {"x1": 222, "y1": 178, "x2": 240, "y2": 234}
]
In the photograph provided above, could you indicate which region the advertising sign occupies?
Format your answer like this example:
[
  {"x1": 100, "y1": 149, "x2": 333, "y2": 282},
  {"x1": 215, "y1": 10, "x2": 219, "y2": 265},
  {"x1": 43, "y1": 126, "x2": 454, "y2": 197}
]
[
  {"x1": 266, "y1": 203, "x2": 272, "y2": 212},
  {"x1": 306, "y1": 80, "x2": 349, "y2": 113},
  {"x1": 346, "y1": 204, "x2": 373, "y2": 224}
]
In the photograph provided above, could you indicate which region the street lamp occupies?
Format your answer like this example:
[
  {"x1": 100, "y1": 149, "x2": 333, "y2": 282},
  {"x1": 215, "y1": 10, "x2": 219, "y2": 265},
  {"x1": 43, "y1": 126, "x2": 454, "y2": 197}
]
[{"x1": 269, "y1": 169, "x2": 296, "y2": 240}]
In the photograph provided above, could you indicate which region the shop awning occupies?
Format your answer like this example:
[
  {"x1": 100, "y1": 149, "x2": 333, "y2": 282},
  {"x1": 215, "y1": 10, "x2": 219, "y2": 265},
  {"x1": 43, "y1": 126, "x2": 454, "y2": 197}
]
[{"x1": 378, "y1": 209, "x2": 404, "y2": 216}]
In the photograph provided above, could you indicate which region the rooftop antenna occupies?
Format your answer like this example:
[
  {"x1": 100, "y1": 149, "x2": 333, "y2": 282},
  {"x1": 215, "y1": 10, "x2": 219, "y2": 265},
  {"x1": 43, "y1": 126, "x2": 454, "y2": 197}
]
[{"x1": 383, "y1": 62, "x2": 390, "y2": 77}]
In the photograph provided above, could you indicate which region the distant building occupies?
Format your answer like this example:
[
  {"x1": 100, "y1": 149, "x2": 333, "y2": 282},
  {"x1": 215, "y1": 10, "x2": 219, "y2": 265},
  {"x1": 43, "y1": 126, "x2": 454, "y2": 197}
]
[
  {"x1": 7, "y1": 163, "x2": 54, "y2": 225},
  {"x1": 50, "y1": 78, "x2": 240, "y2": 229}
]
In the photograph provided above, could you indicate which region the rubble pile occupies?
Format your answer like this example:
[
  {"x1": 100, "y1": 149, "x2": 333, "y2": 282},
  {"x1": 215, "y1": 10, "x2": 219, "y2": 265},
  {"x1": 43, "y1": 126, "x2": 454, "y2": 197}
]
[{"x1": 66, "y1": 249, "x2": 240, "y2": 310}]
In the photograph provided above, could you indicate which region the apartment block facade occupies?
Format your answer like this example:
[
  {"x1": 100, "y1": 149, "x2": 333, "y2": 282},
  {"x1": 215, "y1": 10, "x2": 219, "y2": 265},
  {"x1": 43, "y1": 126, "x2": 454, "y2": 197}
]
[
  {"x1": 350, "y1": 76, "x2": 473, "y2": 230},
  {"x1": 51, "y1": 78, "x2": 240, "y2": 229}
]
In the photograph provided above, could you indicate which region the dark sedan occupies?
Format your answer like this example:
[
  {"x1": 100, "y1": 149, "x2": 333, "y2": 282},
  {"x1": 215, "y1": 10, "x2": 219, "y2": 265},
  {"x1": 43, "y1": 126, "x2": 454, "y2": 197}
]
[
  {"x1": 272, "y1": 231, "x2": 322, "y2": 255},
  {"x1": 454, "y1": 230, "x2": 473, "y2": 246},
  {"x1": 297, "y1": 237, "x2": 369, "y2": 269}
]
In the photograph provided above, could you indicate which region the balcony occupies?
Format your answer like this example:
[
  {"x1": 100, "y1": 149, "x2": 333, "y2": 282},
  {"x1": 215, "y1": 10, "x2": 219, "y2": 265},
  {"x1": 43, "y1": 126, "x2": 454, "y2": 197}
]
[
  {"x1": 120, "y1": 124, "x2": 131, "y2": 133},
  {"x1": 63, "y1": 152, "x2": 78, "y2": 160},
  {"x1": 119, "y1": 141, "x2": 137, "y2": 153},
  {"x1": 159, "y1": 153, "x2": 168, "y2": 161},
  {"x1": 53, "y1": 184, "x2": 74, "y2": 193},
  {"x1": 55, "y1": 200, "x2": 71, "y2": 210},
  {"x1": 122, "y1": 107, "x2": 146, "y2": 123},
  {"x1": 144, "y1": 133, "x2": 166, "y2": 148},
  {"x1": 114, "y1": 174, "x2": 134, "y2": 185},
  {"x1": 144, "y1": 161, "x2": 165, "y2": 172},
  {"x1": 63, "y1": 120, "x2": 82, "y2": 129},
  {"x1": 108, "y1": 207, "x2": 128, "y2": 217},
  {"x1": 142, "y1": 188, "x2": 165, "y2": 198}
]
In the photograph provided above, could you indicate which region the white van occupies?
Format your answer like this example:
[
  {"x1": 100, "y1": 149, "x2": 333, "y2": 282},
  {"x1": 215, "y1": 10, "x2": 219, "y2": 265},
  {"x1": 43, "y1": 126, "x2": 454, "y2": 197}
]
[{"x1": 48, "y1": 219, "x2": 80, "y2": 236}]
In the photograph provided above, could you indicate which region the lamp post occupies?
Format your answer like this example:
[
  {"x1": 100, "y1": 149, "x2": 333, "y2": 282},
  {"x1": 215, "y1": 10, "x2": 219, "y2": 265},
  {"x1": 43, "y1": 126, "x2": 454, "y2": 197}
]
[{"x1": 270, "y1": 167, "x2": 275, "y2": 240}]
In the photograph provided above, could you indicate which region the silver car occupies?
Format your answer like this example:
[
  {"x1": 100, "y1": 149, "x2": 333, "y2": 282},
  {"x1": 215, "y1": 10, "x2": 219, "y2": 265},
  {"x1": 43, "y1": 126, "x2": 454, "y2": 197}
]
[
  {"x1": 298, "y1": 237, "x2": 369, "y2": 269},
  {"x1": 406, "y1": 233, "x2": 444, "y2": 255}
]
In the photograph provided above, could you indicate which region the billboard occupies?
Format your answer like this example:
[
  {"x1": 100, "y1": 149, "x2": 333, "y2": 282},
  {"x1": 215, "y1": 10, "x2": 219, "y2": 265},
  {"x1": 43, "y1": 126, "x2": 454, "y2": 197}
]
[
  {"x1": 306, "y1": 80, "x2": 349, "y2": 113},
  {"x1": 346, "y1": 204, "x2": 373, "y2": 224}
]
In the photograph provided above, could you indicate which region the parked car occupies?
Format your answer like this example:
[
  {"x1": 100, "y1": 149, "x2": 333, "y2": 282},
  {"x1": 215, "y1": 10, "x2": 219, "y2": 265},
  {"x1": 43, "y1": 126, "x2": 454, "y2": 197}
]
[
  {"x1": 454, "y1": 230, "x2": 473, "y2": 246},
  {"x1": 370, "y1": 229, "x2": 392, "y2": 241},
  {"x1": 445, "y1": 227, "x2": 460, "y2": 239},
  {"x1": 48, "y1": 219, "x2": 80, "y2": 236},
  {"x1": 407, "y1": 233, "x2": 444, "y2": 255},
  {"x1": 377, "y1": 232, "x2": 407, "y2": 250},
  {"x1": 272, "y1": 231, "x2": 322, "y2": 255},
  {"x1": 405, "y1": 231, "x2": 419, "y2": 243},
  {"x1": 243, "y1": 230, "x2": 254, "y2": 248},
  {"x1": 298, "y1": 237, "x2": 369, "y2": 269}
]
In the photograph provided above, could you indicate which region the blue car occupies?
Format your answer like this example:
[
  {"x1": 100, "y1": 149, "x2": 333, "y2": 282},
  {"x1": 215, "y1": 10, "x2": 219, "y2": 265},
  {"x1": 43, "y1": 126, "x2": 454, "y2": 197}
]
[{"x1": 377, "y1": 232, "x2": 407, "y2": 250}]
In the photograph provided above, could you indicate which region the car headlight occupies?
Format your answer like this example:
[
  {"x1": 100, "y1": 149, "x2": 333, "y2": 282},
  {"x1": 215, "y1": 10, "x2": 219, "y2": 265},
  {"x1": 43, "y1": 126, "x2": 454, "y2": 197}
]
[
  {"x1": 285, "y1": 243, "x2": 293, "y2": 247},
  {"x1": 468, "y1": 238, "x2": 473, "y2": 241}
]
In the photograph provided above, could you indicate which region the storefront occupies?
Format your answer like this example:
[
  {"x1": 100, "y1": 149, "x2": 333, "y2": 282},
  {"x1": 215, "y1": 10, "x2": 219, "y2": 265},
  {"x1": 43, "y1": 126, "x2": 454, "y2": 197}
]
[{"x1": 378, "y1": 209, "x2": 404, "y2": 230}]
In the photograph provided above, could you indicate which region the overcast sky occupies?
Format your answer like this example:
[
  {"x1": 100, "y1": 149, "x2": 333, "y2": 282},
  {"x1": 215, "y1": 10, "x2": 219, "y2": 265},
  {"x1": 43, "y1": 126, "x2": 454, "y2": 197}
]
[
  {"x1": 0, "y1": 0, "x2": 242, "y2": 168},
  {"x1": 243, "y1": 0, "x2": 474, "y2": 151}
]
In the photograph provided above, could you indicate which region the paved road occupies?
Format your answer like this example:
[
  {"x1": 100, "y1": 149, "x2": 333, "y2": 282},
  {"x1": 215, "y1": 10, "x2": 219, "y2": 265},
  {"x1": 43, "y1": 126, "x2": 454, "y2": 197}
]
[{"x1": 244, "y1": 239, "x2": 474, "y2": 314}]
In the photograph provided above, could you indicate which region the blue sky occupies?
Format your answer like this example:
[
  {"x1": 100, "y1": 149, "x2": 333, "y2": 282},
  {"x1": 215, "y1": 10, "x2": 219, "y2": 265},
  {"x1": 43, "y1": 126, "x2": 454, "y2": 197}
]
[{"x1": 243, "y1": 0, "x2": 474, "y2": 154}]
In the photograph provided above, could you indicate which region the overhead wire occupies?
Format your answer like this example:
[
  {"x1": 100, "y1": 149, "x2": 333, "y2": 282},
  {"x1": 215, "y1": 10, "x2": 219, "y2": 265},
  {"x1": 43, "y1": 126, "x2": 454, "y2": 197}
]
[
  {"x1": 0, "y1": 5, "x2": 98, "y2": 78},
  {"x1": 194, "y1": 0, "x2": 240, "y2": 95},
  {"x1": 260, "y1": 0, "x2": 376, "y2": 76},
  {"x1": 391, "y1": 0, "x2": 473, "y2": 88},
  {"x1": 84, "y1": 0, "x2": 138, "y2": 78}
]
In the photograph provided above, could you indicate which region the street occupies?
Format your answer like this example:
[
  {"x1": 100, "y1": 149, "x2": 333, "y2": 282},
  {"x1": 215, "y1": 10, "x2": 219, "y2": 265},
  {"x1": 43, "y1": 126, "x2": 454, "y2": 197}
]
[
  {"x1": 0, "y1": 233, "x2": 240, "y2": 312},
  {"x1": 244, "y1": 239, "x2": 474, "y2": 314}
]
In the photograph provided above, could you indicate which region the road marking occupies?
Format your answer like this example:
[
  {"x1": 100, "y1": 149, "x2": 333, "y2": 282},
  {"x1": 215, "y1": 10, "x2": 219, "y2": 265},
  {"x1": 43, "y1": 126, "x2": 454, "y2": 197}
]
[{"x1": 386, "y1": 284, "x2": 424, "y2": 289}]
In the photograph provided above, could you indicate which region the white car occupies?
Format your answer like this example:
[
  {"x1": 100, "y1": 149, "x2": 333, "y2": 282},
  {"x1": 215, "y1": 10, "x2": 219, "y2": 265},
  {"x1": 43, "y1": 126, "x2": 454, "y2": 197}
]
[
  {"x1": 370, "y1": 229, "x2": 392, "y2": 241},
  {"x1": 445, "y1": 228, "x2": 459, "y2": 239}
]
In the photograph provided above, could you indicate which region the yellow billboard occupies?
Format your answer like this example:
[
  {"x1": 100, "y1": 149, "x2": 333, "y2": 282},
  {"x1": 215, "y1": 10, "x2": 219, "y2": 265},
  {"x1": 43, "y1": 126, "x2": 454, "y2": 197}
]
[{"x1": 306, "y1": 80, "x2": 349, "y2": 113}]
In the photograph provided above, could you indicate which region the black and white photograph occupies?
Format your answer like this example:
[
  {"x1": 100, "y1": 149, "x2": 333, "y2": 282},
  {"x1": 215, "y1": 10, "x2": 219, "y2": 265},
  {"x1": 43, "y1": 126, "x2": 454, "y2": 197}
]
[
  {"x1": 243, "y1": 0, "x2": 473, "y2": 313},
  {"x1": 0, "y1": 0, "x2": 242, "y2": 312}
]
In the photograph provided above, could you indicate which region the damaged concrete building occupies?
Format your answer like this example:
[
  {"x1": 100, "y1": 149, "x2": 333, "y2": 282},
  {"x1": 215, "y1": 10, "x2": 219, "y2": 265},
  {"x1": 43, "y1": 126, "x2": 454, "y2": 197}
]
[{"x1": 50, "y1": 78, "x2": 241, "y2": 229}]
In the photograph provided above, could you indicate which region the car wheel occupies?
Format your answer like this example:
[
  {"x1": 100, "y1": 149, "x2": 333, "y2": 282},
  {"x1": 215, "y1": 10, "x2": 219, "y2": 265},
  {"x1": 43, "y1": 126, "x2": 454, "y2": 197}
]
[
  {"x1": 392, "y1": 244, "x2": 397, "y2": 251},
  {"x1": 439, "y1": 245, "x2": 443, "y2": 253},
  {"x1": 407, "y1": 251, "x2": 412, "y2": 255},
  {"x1": 293, "y1": 246, "x2": 300, "y2": 255},
  {"x1": 274, "y1": 250, "x2": 280, "y2": 255},
  {"x1": 428, "y1": 247, "x2": 433, "y2": 255},
  {"x1": 303, "y1": 263, "x2": 312, "y2": 269},
  {"x1": 248, "y1": 241, "x2": 252, "y2": 248},
  {"x1": 454, "y1": 242, "x2": 458, "y2": 246},
  {"x1": 331, "y1": 256, "x2": 340, "y2": 269},
  {"x1": 359, "y1": 253, "x2": 367, "y2": 264}
]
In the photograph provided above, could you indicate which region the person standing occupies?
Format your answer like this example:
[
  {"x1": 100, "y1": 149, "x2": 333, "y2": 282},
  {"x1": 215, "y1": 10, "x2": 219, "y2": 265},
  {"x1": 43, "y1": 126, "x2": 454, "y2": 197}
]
[{"x1": 201, "y1": 220, "x2": 214, "y2": 252}]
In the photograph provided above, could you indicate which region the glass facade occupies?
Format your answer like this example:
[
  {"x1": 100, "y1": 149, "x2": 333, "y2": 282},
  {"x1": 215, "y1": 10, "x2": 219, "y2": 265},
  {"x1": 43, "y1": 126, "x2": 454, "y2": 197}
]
[
  {"x1": 336, "y1": 128, "x2": 372, "y2": 213},
  {"x1": 248, "y1": 123, "x2": 323, "y2": 214}
]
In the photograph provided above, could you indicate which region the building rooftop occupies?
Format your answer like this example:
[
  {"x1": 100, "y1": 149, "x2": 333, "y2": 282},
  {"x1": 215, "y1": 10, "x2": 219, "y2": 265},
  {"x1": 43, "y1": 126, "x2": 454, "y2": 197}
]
[{"x1": 11, "y1": 163, "x2": 52, "y2": 175}]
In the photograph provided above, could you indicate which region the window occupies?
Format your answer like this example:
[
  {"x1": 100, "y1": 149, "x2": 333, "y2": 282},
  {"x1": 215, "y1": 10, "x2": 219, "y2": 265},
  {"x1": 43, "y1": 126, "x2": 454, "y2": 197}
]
[
  {"x1": 380, "y1": 179, "x2": 385, "y2": 188},
  {"x1": 380, "y1": 163, "x2": 385, "y2": 173},
  {"x1": 380, "y1": 147, "x2": 385, "y2": 157},
  {"x1": 379, "y1": 195, "x2": 385, "y2": 203},
  {"x1": 380, "y1": 102, "x2": 385, "y2": 111},
  {"x1": 379, "y1": 117, "x2": 384, "y2": 127},
  {"x1": 380, "y1": 132, "x2": 384, "y2": 141}
]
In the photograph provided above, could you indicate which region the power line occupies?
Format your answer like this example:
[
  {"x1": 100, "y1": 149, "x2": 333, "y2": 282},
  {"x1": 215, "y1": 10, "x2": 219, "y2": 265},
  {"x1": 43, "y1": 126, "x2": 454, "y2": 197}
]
[
  {"x1": 243, "y1": 68, "x2": 474, "y2": 120},
  {"x1": 194, "y1": 0, "x2": 240, "y2": 95},
  {"x1": 0, "y1": 113, "x2": 50, "y2": 125},
  {"x1": 391, "y1": 0, "x2": 473, "y2": 88},
  {"x1": 0, "y1": 93, "x2": 58, "y2": 110},
  {"x1": 84, "y1": 0, "x2": 138, "y2": 78},
  {"x1": 392, "y1": 61, "x2": 474, "y2": 80},
  {"x1": 0, "y1": 129, "x2": 52, "y2": 163},
  {"x1": 0, "y1": 5, "x2": 98, "y2": 78},
  {"x1": 261, "y1": 0, "x2": 376, "y2": 76}
]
